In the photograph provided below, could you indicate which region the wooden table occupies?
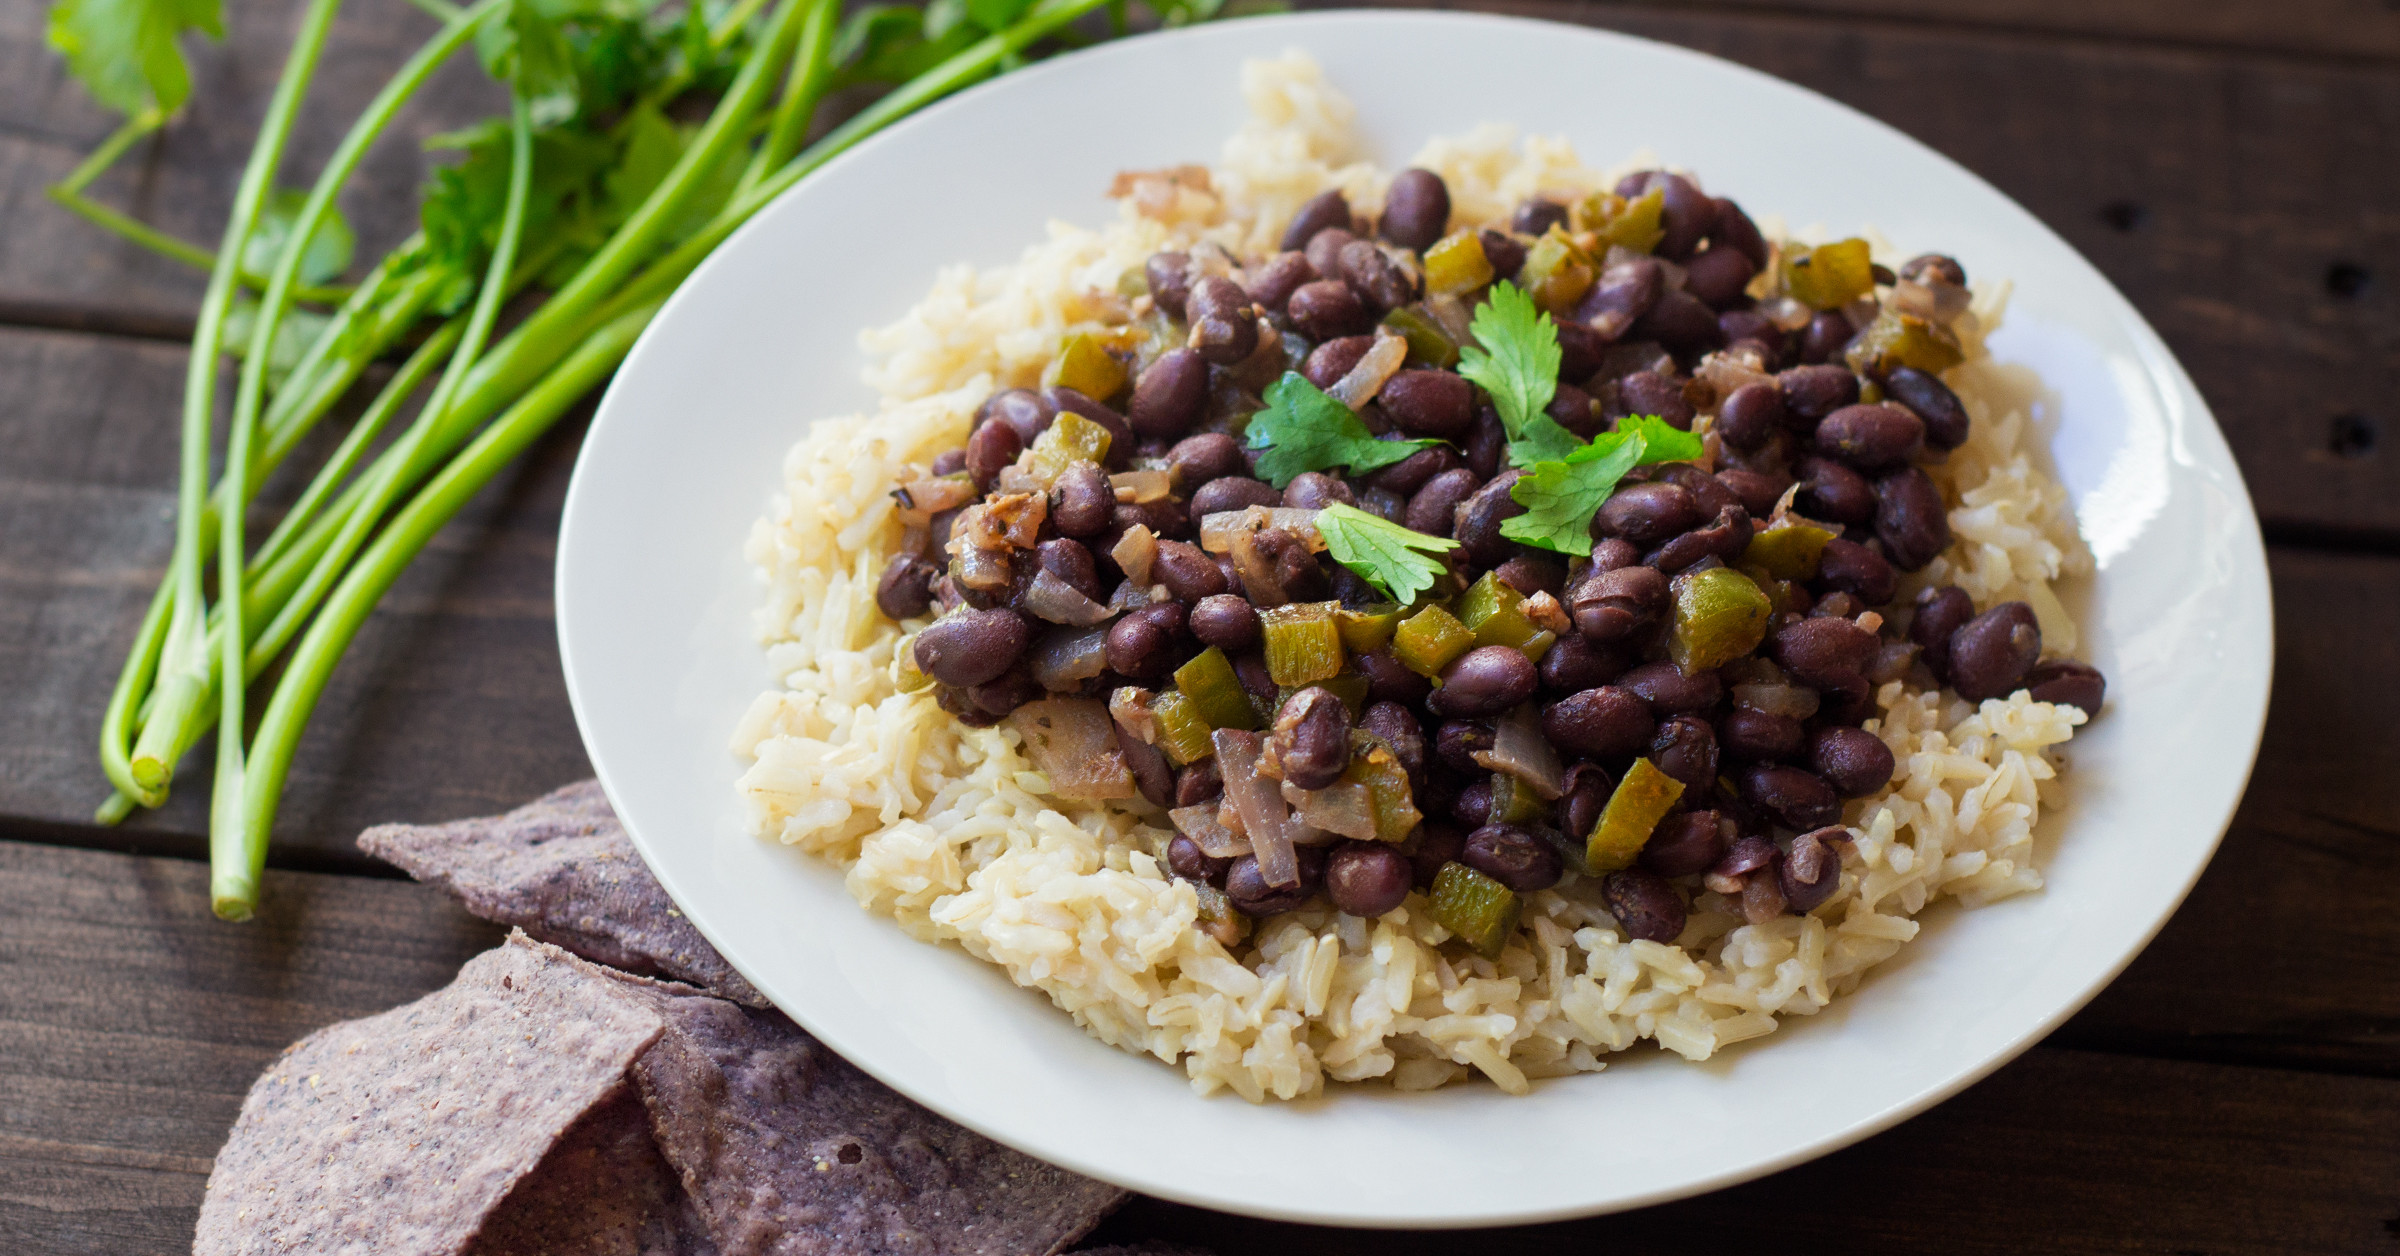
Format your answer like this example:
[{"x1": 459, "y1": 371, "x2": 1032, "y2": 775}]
[{"x1": 5, "y1": 1, "x2": 2397, "y2": 1250}]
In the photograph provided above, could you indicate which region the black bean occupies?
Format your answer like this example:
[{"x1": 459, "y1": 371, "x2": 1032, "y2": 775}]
[
  {"x1": 979, "y1": 387, "x2": 1056, "y2": 445},
  {"x1": 1363, "y1": 443, "x2": 1462, "y2": 497},
  {"x1": 1649, "y1": 714, "x2": 1720, "y2": 791},
  {"x1": 1630, "y1": 288, "x2": 1722, "y2": 354},
  {"x1": 1555, "y1": 319, "x2": 1608, "y2": 384},
  {"x1": 1128, "y1": 348, "x2": 1208, "y2": 440},
  {"x1": 1815, "y1": 403, "x2": 1924, "y2": 470},
  {"x1": 1713, "y1": 834, "x2": 1780, "y2": 880},
  {"x1": 1463, "y1": 824, "x2": 1564, "y2": 892},
  {"x1": 1340, "y1": 239, "x2": 1419, "y2": 312},
  {"x1": 1710, "y1": 197, "x2": 1770, "y2": 269},
  {"x1": 1568, "y1": 562, "x2": 1667, "y2": 642},
  {"x1": 1357, "y1": 647, "x2": 1435, "y2": 707},
  {"x1": 1683, "y1": 245, "x2": 1758, "y2": 309},
  {"x1": 1303, "y1": 227, "x2": 1359, "y2": 281},
  {"x1": 1716, "y1": 467, "x2": 1789, "y2": 520},
  {"x1": 1899, "y1": 253, "x2": 1966, "y2": 287},
  {"x1": 1777, "y1": 364, "x2": 1860, "y2": 424},
  {"x1": 1325, "y1": 841, "x2": 1413, "y2": 917},
  {"x1": 1405, "y1": 467, "x2": 1481, "y2": 537},
  {"x1": 1797, "y1": 311, "x2": 1854, "y2": 365},
  {"x1": 1719, "y1": 707, "x2": 1803, "y2": 762},
  {"x1": 876, "y1": 555, "x2": 939, "y2": 620},
  {"x1": 1429, "y1": 646, "x2": 1537, "y2": 719},
  {"x1": 1410, "y1": 822, "x2": 1469, "y2": 889},
  {"x1": 1036, "y1": 537, "x2": 1105, "y2": 602},
  {"x1": 930, "y1": 448, "x2": 967, "y2": 477},
  {"x1": 1186, "y1": 276, "x2": 1260, "y2": 366},
  {"x1": 1167, "y1": 834, "x2": 1228, "y2": 884},
  {"x1": 1947, "y1": 601, "x2": 2042, "y2": 701},
  {"x1": 1225, "y1": 847, "x2": 1324, "y2": 915},
  {"x1": 1543, "y1": 686, "x2": 1656, "y2": 759},
  {"x1": 1602, "y1": 870, "x2": 1687, "y2": 943},
  {"x1": 1434, "y1": 720, "x2": 1494, "y2": 775},
  {"x1": 2025, "y1": 659, "x2": 2106, "y2": 713},
  {"x1": 1909, "y1": 585, "x2": 1976, "y2": 680},
  {"x1": 1772, "y1": 616, "x2": 1878, "y2": 690},
  {"x1": 1161, "y1": 434, "x2": 1239, "y2": 490},
  {"x1": 1380, "y1": 169, "x2": 1451, "y2": 251},
  {"x1": 967, "y1": 667, "x2": 1042, "y2": 716},
  {"x1": 1716, "y1": 381, "x2": 1785, "y2": 452},
  {"x1": 1620, "y1": 661, "x2": 1723, "y2": 715},
  {"x1": 1810, "y1": 591, "x2": 1866, "y2": 620},
  {"x1": 1113, "y1": 495, "x2": 1191, "y2": 542},
  {"x1": 1540, "y1": 634, "x2": 1629, "y2": 692},
  {"x1": 1281, "y1": 189, "x2": 1354, "y2": 253},
  {"x1": 913, "y1": 608, "x2": 1029, "y2": 687},
  {"x1": 1287, "y1": 278, "x2": 1371, "y2": 341},
  {"x1": 1272, "y1": 686, "x2": 1353, "y2": 790},
  {"x1": 1646, "y1": 503, "x2": 1753, "y2": 573},
  {"x1": 1283, "y1": 471, "x2": 1355, "y2": 510},
  {"x1": 1245, "y1": 251, "x2": 1316, "y2": 314},
  {"x1": 1254, "y1": 527, "x2": 1327, "y2": 601},
  {"x1": 1511, "y1": 197, "x2": 1568, "y2": 236},
  {"x1": 1233, "y1": 651, "x2": 1277, "y2": 703},
  {"x1": 1119, "y1": 721, "x2": 1175, "y2": 806},
  {"x1": 1883, "y1": 366, "x2": 1970, "y2": 451},
  {"x1": 1048, "y1": 387, "x2": 1134, "y2": 457},
  {"x1": 1174, "y1": 760, "x2": 1223, "y2": 808},
  {"x1": 1146, "y1": 252, "x2": 1194, "y2": 320},
  {"x1": 1740, "y1": 763, "x2": 1842, "y2": 830},
  {"x1": 1555, "y1": 762, "x2": 1614, "y2": 842},
  {"x1": 1793, "y1": 456, "x2": 1875, "y2": 527},
  {"x1": 1358, "y1": 701, "x2": 1424, "y2": 777},
  {"x1": 1301, "y1": 334, "x2": 1375, "y2": 389},
  {"x1": 1576, "y1": 257, "x2": 1663, "y2": 341},
  {"x1": 1380, "y1": 369, "x2": 1475, "y2": 438},
  {"x1": 1534, "y1": 381, "x2": 1597, "y2": 437},
  {"x1": 1464, "y1": 403, "x2": 1508, "y2": 479},
  {"x1": 1816, "y1": 537, "x2": 1897, "y2": 606},
  {"x1": 1597, "y1": 481, "x2": 1699, "y2": 548},
  {"x1": 1454, "y1": 471, "x2": 1528, "y2": 567},
  {"x1": 1643, "y1": 810, "x2": 1728, "y2": 878},
  {"x1": 1645, "y1": 171, "x2": 1716, "y2": 260},
  {"x1": 1152, "y1": 539, "x2": 1226, "y2": 603},
  {"x1": 1809, "y1": 726, "x2": 1895, "y2": 797},
  {"x1": 1188, "y1": 594, "x2": 1261, "y2": 651},
  {"x1": 1487, "y1": 557, "x2": 1562, "y2": 601},
  {"x1": 1450, "y1": 776, "x2": 1495, "y2": 828},
  {"x1": 1873, "y1": 465, "x2": 1951, "y2": 571},
  {"x1": 965, "y1": 421, "x2": 1022, "y2": 489},
  {"x1": 1104, "y1": 601, "x2": 1187, "y2": 680},
  {"x1": 1719, "y1": 308, "x2": 1781, "y2": 353},
  {"x1": 1189, "y1": 475, "x2": 1282, "y2": 518},
  {"x1": 1590, "y1": 536, "x2": 1641, "y2": 571},
  {"x1": 1039, "y1": 460, "x2": 1106, "y2": 539},
  {"x1": 1780, "y1": 827, "x2": 1846, "y2": 912},
  {"x1": 1476, "y1": 229, "x2": 1526, "y2": 282},
  {"x1": 1815, "y1": 669, "x2": 1875, "y2": 727}
]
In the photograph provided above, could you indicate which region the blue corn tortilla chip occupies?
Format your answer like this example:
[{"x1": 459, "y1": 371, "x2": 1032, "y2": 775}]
[
  {"x1": 196, "y1": 935, "x2": 667, "y2": 1256},
  {"x1": 467, "y1": 1082, "x2": 717, "y2": 1256},
  {"x1": 361, "y1": 780, "x2": 765, "y2": 1007}
]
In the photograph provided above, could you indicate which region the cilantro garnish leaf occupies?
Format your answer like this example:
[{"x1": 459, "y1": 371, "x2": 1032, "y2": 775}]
[
  {"x1": 46, "y1": 0, "x2": 224, "y2": 118},
  {"x1": 1457, "y1": 280, "x2": 1588, "y2": 468},
  {"x1": 1244, "y1": 371, "x2": 1440, "y2": 488},
  {"x1": 1501, "y1": 416, "x2": 1709, "y2": 555},
  {"x1": 241, "y1": 189, "x2": 354, "y2": 288},
  {"x1": 1316, "y1": 502, "x2": 1459, "y2": 604}
]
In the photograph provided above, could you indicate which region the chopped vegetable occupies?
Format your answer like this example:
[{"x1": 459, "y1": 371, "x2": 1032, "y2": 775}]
[
  {"x1": 1457, "y1": 282, "x2": 1576, "y2": 466},
  {"x1": 1325, "y1": 333, "x2": 1409, "y2": 410},
  {"x1": 1215, "y1": 728, "x2": 1305, "y2": 887},
  {"x1": 1783, "y1": 238, "x2": 1875, "y2": 310},
  {"x1": 1343, "y1": 732, "x2": 1421, "y2": 842},
  {"x1": 1422, "y1": 230, "x2": 1494, "y2": 296},
  {"x1": 1472, "y1": 703, "x2": 1564, "y2": 801},
  {"x1": 1502, "y1": 416, "x2": 1705, "y2": 554},
  {"x1": 1844, "y1": 307, "x2": 1965, "y2": 376},
  {"x1": 1487, "y1": 772, "x2": 1548, "y2": 825},
  {"x1": 1170, "y1": 803, "x2": 1251, "y2": 858},
  {"x1": 1192, "y1": 883, "x2": 1249, "y2": 948},
  {"x1": 1144, "y1": 689, "x2": 1216, "y2": 766},
  {"x1": 1582, "y1": 186, "x2": 1666, "y2": 254},
  {"x1": 1334, "y1": 603, "x2": 1402, "y2": 653},
  {"x1": 1288, "y1": 780, "x2": 1378, "y2": 840},
  {"x1": 894, "y1": 638, "x2": 935, "y2": 692},
  {"x1": 1022, "y1": 410, "x2": 1114, "y2": 486},
  {"x1": 1259, "y1": 601, "x2": 1344, "y2": 687},
  {"x1": 1584, "y1": 757, "x2": 1685, "y2": 874},
  {"x1": 1382, "y1": 305, "x2": 1459, "y2": 367},
  {"x1": 1314, "y1": 502, "x2": 1459, "y2": 605},
  {"x1": 1456, "y1": 570, "x2": 1547, "y2": 656},
  {"x1": 1173, "y1": 646, "x2": 1260, "y2": 731},
  {"x1": 1296, "y1": 670, "x2": 1370, "y2": 715},
  {"x1": 1517, "y1": 225, "x2": 1595, "y2": 314},
  {"x1": 1042, "y1": 329, "x2": 1126, "y2": 400},
  {"x1": 1244, "y1": 371, "x2": 1439, "y2": 487},
  {"x1": 1392, "y1": 603, "x2": 1475, "y2": 678},
  {"x1": 1429, "y1": 861, "x2": 1520, "y2": 959},
  {"x1": 1669, "y1": 566, "x2": 1772, "y2": 673},
  {"x1": 1742, "y1": 516, "x2": 1838, "y2": 580},
  {"x1": 1009, "y1": 698, "x2": 1136, "y2": 800}
]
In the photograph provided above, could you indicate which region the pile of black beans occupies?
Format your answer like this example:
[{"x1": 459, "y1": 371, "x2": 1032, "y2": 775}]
[{"x1": 878, "y1": 166, "x2": 2106, "y2": 945}]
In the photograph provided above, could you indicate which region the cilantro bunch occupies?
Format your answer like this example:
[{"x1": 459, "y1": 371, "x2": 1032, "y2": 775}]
[{"x1": 53, "y1": 0, "x2": 1214, "y2": 919}]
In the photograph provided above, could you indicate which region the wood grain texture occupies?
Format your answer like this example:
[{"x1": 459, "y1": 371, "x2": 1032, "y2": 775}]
[
  {"x1": 4, "y1": 842, "x2": 2395, "y2": 1255},
  {"x1": 1610, "y1": 0, "x2": 2400, "y2": 63}
]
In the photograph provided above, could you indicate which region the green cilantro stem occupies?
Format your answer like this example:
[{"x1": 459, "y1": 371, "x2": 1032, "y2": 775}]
[{"x1": 740, "y1": 0, "x2": 841, "y2": 197}]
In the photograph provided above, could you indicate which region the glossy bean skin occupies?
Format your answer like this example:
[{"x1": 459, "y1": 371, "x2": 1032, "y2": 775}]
[
  {"x1": 1596, "y1": 481, "x2": 1700, "y2": 549},
  {"x1": 1555, "y1": 320, "x2": 1607, "y2": 382},
  {"x1": 1186, "y1": 276, "x2": 1260, "y2": 366},
  {"x1": 1112, "y1": 496, "x2": 1191, "y2": 543},
  {"x1": 1359, "y1": 701, "x2": 1425, "y2": 779},
  {"x1": 1379, "y1": 369, "x2": 1476, "y2": 439},
  {"x1": 967, "y1": 668, "x2": 1042, "y2": 716},
  {"x1": 1602, "y1": 869, "x2": 1687, "y2": 943},
  {"x1": 1568, "y1": 563, "x2": 1668, "y2": 643},
  {"x1": 1463, "y1": 824, "x2": 1565, "y2": 892},
  {"x1": 1435, "y1": 720, "x2": 1495, "y2": 774},
  {"x1": 965, "y1": 420, "x2": 1023, "y2": 489},
  {"x1": 1174, "y1": 760, "x2": 1223, "y2": 808},
  {"x1": 1449, "y1": 776, "x2": 1495, "y2": 828},
  {"x1": 1225, "y1": 847, "x2": 1325, "y2": 915},
  {"x1": 1576, "y1": 257, "x2": 1664, "y2": 340},
  {"x1": 1120, "y1": 725, "x2": 1175, "y2": 806},
  {"x1": 1287, "y1": 278, "x2": 1371, "y2": 340},
  {"x1": 1540, "y1": 634, "x2": 1630, "y2": 692},
  {"x1": 1883, "y1": 366, "x2": 1971, "y2": 451},
  {"x1": 1644, "y1": 171, "x2": 1717, "y2": 259},
  {"x1": 1716, "y1": 381, "x2": 1786, "y2": 451},
  {"x1": 2025, "y1": 659, "x2": 2106, "y2": 713},
  {"x1": 1809, "y1": 726, "x2": 1896, "y2": 797},
  {"x1": 1493, "y1": 554, "x2": 1567, "y2": 598},
  {"x1": 1454, "y1": 471, "x2": 1529, "y2": 568},
  {"x1": 1645, "y1": 503, "x2": 1752, "y2": 573},
  {"x1": 1909, "y1": 585, "x2": 1976, "y2": 680},
  {"x1": 1479, "y1": 229, "x2": 1528, "y2": 280},
  {"x1": 1797, "y1": 311, "x2": 1854, "y2": 365},
  {"x1": 1188, "y1": 593, "x2": 1262, "y2": 650},
  {"x1": 1153, "y1": 539, "x2": 1228, "y2": 603},
  {"x1": 1720, "y1": 707, "x2": 1804, "y2": 762},
  {"x1": 1543, "y1": 686, "x2": 1657, "y2": 759},
  {"x1": 1511, "y1": 197, "x2": 1569, "y2": 236},
  {"x1": 913, "y1": 608, "x2": 1030, "y2": 687},
  {"x1": 876, "y1": 555, "x2": 940, "y2": 620},
  {"x1": 1281, "y1": 189, "x2": 1354, "y2": 252},
  {"x1": 1245, "y1": 251, "x2": 1315, "y2": 314},
  {"x1": 1189, "y1": 475, "x2": 1283, "y2": 518},
  {"x1": 1047, "y1": 461, "x2": 1113, "y2": 537},
  {"x1": 1630, "y1": 289, "x2": 1723, "y2": 355},
  {"x1": 1947, "y1": 601, "x2": 2042, "y2": 701},
  {"x1": 1739, "y1": 763, "x2": 1842, "y2": 830},
  {"x1": 1048, "y1": 387, "x2": 1134, "y2": 455},
  {"x1": 1338, "y1": 239, "x2": 1418, "y2": 312},
  {"x1": 1795, "y1": 456, "x2": 1876, "y2": 526},
  {"x1": 1816, "y1": 538, "x2": 1897, "y2": 606},
  {"x1": 1273, "y1": 686, "x2": 1354, "y2": 789},
  {"x1": 1554, "y1": 763, "x2": 1614, "y2": 842},
  {"x1": 1716, "y1": 467, "x2": 1789, "y2": 520},
  {"x1": 1145, "y1": 252, "x2": 1193, "y2": 320},
  {"x1": 1380, "y1": 169, "x2": 1452, "y2": 251},
  {"x1": 1326, "y1": 841, "x2": 1414, "y2": 917},
  {"x1": 1780, "y1": 827, "x2": 1846, "y2": 912},
  {"x1": 1036, "y1": 537, "x2": 1105, "y2": 602},
  {"x1": 1104, "y1": 602, "x2": 1187, "y2": 680},
  {"x1": 1165, "y1": 433, "x2": 1244, "y2": 488},
  {"x1": 1301, "y1": 335, "x2": 1375, "y2": 389},
  {"x1": 1538, "y1": 382, "x2": 1596, "y2": 437},
  {"x1": 1429, "y1": 646, "x2": 1539, "y2": 718},
  {"x1": 1410, "y1": 822, "x2": 1469, "y2": 890},
  {"x1": 1772, "y1": 616, "x2": 1879, "y2": 689},
  {"x1": 1356, "y1": 647, "x2": 1435, "y2": 706},
  {"x1": 929, "y1": 449, "x2": 967, "y2": 477},
  {"x1": 1464, "y1": 404, "x2": 1508, "y2": 479},
  {"x1": 1873, "y1": 466, "x2": 1951, "y2": 571},
  {"x1": 1166, "y1": 834, "x2": 1229, "y2": 885},
  {"x1": 1128, "y1": 348, "x2": 1208, "y2": 440},
  {"x1": 1612, "y1": 370, "x2": 1696, "y2": 431},
  {"x1": 1304, "y1": 227, "x2": 1359, "y2": 281},
  {"x1": 1649, "y1": 714, "x2": 1721, "y2": 791},
  {"x1": 1711, "y1": 197, "x2": 1771, "y2": 268},
  {"x1": 1642, "y1": 810, "x2": 1728, "y2": 878},
  {"x1": 1405, "y1": 467, "x2": 1481, "y2": 537},
  {"x1": 1814, "y1": 403, "x2": 1925, "y2": 470},
  {"x1": 1363, "y1": 443, "x2": 1463, "y2": 497},
  {"x1": 1683, "y1": 245, "x2": 1758, "y2": 308},
  {"x1": 979, "y1": 387, "x2": 1058, "y2": 443},
  {"x1": 1620, "y1": 661, "x2": 1723, "y2": 715},
  {"x1": 1777, "y1": 364, "x2": 1860, "y2": 425}
]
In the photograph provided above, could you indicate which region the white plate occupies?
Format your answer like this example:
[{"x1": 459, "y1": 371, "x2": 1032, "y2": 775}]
[{"x1": 557, "y1": 10, "x2": 2272, "y2": 1228}]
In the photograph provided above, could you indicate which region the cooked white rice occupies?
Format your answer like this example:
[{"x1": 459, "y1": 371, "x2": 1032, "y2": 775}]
[{"x1": 732, "y1": 53, "x2": 2094, "y2": 1101}]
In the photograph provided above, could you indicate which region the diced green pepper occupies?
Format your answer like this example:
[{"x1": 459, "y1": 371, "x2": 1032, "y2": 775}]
[
  {"x1": 1585, "y1": 186, "x2": 1666, "y2": 254},
  {"x1": 1192, "y1": 883, "x2": 1251, "y2": 947},
  {"x1": 1489, "y1": 772, "x2": 1548, "y2": 826},
  {"x1": 1430, "y1": 861, "x2": 1521, "y2": 959},
  {"x1": 1336, "y1": 603, "x2": 1403, "y2": 653},
  {"x1": 1584, "y1": 757, "x2": 1685, "y2": 874},
  {"x1": 1741, "y1": 517, "x2": 1838, "y2": 581},
  {"x1": 1260, "y1": 601, "x2": 1344, "y2": 687},
  {"x1": 1023, "y1": 412, "x2": 1113, "y2": 486},
  {"x1": 1149, "y1": 689, "x2": 1216, "y2": 766},
  {"x1": 1519, "y1": 225, "x2": 1595, "y2": 314},
  {"x1": 1669, "y1": 566, "x2": 1772, "y2": 674},
  {"x1": 1174, "y1": 646, "x2": 1261, "y2": 731},
  {"x1": 1458, "y1": 572, "x2": 1541, "y2": 650},
  {"x1": 1423, "y1": 230, "x2": 1495, "y2": 296},
  {"x1": 1393, "y1": 603, "x2": 1476, "y2": 678},
  {"x1": 1344, "y1": 732, "x2": 1422, "y2": 843},
  {"x1": 1844, "y1": 307, "x2": 1964, "y2": 377},
  {"x1": 1382, "y1": 306, "x2": 1459, "y2": 368},
  {"x1": 1044, "y1": 330, "x2": 1128, "y2": 401},
  {"x1": 1783, "y1": 238, "x2": 1875, "y2": 310},
  {"x1": 1289, "y1": 671, "x2": 1370, "y2": 716}
]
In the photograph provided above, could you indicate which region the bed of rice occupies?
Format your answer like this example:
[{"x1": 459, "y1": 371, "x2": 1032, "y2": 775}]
[{"x1": 729, "y1": 53, "x2": 2093, "y2": 1102}]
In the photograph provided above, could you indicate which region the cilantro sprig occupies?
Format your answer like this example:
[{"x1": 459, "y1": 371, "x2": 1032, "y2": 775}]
[
  {"x1": 1316, "y1": 503, "x2": 1459, "y2": 604},
  {"x1": 1502, "y1": 416, "x2": 1707, "y2": 554},
  {"x1": 1457, "y1": 280, "x2": 1583, "y2": 467},
  {"x1": 1244, "y1": 371, "x2": 1440, "y2": 488}
]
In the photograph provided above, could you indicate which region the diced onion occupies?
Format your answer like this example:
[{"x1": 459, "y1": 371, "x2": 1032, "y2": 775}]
[
  {"x1": 1111, "y1": 524, "x2": 1158, "y2": 586},
  {"x1": 1009, "y1": 699, "x2": 1136, "y2": 801},
  {"x1": 986, "y1": 492, "x2": 1048, "y2": 548},
  {"x1": 1215, "y1": 729, "x2": 1310, "y2": 887},
  {"x1": 1283, "y1": 780, "x2": 1377, "y2": 841},
  {"x1": 1327, "y1": 332, "x2": 1408, "y2": 410},
  {"x1": 892, "y1": 476, "x2": 977, "y2": 525},
  {"x1": 1197, "y1": 506, "x2": 1322, "y2": 554},
  {"x1": 1029, "y1": 625, "x2": 1112, "y2": 690},
  {"x1": 1170, "y1": 805, "x2": 1252, "y2": 859},
  {"x1": 1732, "y1": 681, "x2": 1819, "y2": 719},
  {"x1": 1756, "y1": 295, "x2": 1815, "y2": 332},
  {"x1": 1422, "y1": 292, "x2": 1473, "y2": 344},
  {"x1": 1111, "y1": 469, "x2": 1172, "y2": 503},
  {"x1": 1472, "y1": 704, "x2": 1564, "y2": 800},
  {"x1": 1891, "y1": 276, "x2": 1972, "y2": 324},
  {"x1": 1024, "y1": 568, "x2": 1113, "y2": 626},
  {"x1": 1108, "y1": 686, "x2": 1159, "y2": 744}
]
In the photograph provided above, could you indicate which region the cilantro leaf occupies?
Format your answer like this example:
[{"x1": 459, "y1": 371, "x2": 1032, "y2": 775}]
[
  {"x1": 46, "y1": 0, "x2": 224, "y2": 118},
  {"x1": 1244, "y1": 371, "x2": 1439, "y2": 488},
  {"x1": 1316, "y1": 502, "x2": 1459, "y2": 604},
  {"x1": 1500, "y1": 416, "x2": 1710, "y2": 554},
  {"x1": 1457, "y1": 280, "x2": 1563, "y2": 451},
  {"x1": 241, "y1": 188, "x2": 355, "y2": 288}
]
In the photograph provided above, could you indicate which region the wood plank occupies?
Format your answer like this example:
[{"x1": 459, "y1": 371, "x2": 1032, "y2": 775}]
[
  {"x1": 1616, "y1": 0, "x2": 2400, "y2": 63},
  {"x1": 5, "y1": 840, "x2": 2396, "y2": 1255}
]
